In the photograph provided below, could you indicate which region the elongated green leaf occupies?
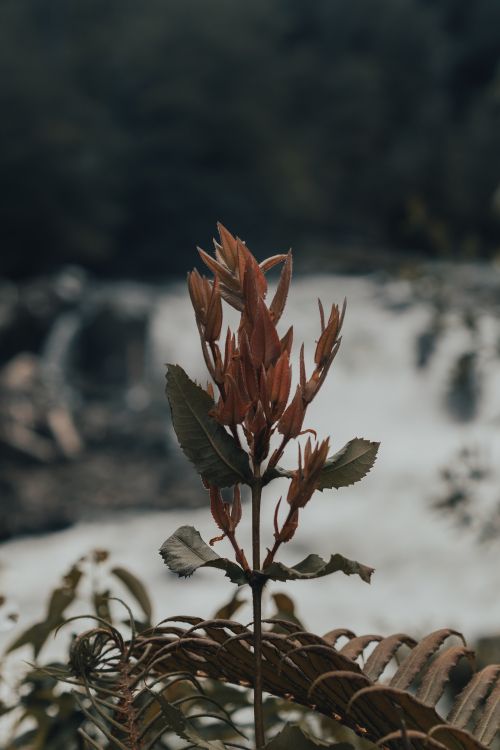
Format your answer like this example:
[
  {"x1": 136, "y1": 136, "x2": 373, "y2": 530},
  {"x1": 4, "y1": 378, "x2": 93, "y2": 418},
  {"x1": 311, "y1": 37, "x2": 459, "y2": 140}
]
[
  {"x1": 317, "y1": 438, "x2": 379, "y2": 490},
  {"x1": 160, "y1": 526, "x2": 247, "y2": 585},
  {"x1": 93, "y1": 589, "x2": 112, "y2": 622},
  {"x1": 213, "y1": 590, "x2": 247, "y2": 620},
  {"x1": 7, "y1": 622, "x2": 52, "y2": 657},
  {"x1": 7, "y1": 564, "x2": 83, "y2": 657},
  {"x1": 111, "y1": 566, "x2": 153, "y2": 621},
  {"x1": 149, "y1": 687, "x2": 227, "y2": 749},
  {"x1": 265, "y1": 723, "x2": 354, "y2": 749},
  {"x1": 166, "y1": 364, "x2": 251, "y2": 487},
  {"x1": 262, "y1": 552, "x2": 374, "y2": 584}
]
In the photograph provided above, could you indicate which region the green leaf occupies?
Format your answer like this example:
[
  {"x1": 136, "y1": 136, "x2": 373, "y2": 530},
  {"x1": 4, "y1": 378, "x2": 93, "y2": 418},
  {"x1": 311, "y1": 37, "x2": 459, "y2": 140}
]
[
  {"x1": 266, "y1": 438, "x2": 380, "y2": 488},
  {"x1": 265, "y1": 724, "x2": 354, "y2": 749},
  {"x1": 111, "y1": 566, "x2": 153, "y2": 621},
  {"x1": 262, "y1": 552, "x2": 374, "y2": 584},
  {"x1": 213, "y1": 589, "x2": 247, "y2": 620},
  {"x1": 7, "y1": 564, "x2": 83, "y2": 657},
  {"x1": 262, "y1": 465, "x2": 292, "y2": 484},
  {"x1": 149, "y1": 682, "x2": 227, "y2": 749},
  {"x1": 166, "y1": 364, "x2": 251, "y2": 487},
  {"x1": 269, "y1": 592, "x2": 305, "y2": 631},
  {"x1": 46, "y1": 586, "x2": 77, "y2": 624},
  {"x1": 160, "y1": 526, "x2": 247, "y2": 585},
  {"x1": 316, "y1": 438, "x2": 379, "y2": 490},
  {"x1": 0, "y1": 700, "x2": 13, "y2": 718},
  {"x1": 6, "y1": 622, "x2": 53, "y2": 658},
  {"x1": 93, "y1": 589, "x2": 112, "y2": 622}
]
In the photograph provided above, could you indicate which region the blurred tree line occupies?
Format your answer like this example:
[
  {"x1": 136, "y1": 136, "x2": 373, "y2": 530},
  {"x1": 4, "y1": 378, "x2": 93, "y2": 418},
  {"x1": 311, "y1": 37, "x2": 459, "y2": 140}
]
[{"x1": 1, "y1": 0, "x2": 500, "y2": 279}]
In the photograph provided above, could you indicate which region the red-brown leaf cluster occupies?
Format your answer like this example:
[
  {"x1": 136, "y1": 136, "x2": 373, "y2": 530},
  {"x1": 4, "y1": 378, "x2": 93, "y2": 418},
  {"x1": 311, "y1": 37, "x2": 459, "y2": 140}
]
[{"x1": 189, "y1": 224, "x2": 346, "y2": 561}]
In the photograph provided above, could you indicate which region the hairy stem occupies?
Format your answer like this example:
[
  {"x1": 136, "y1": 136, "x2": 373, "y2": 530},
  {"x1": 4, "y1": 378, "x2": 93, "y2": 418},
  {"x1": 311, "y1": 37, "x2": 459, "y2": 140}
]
[
  {"x1": 251, "y1": 472, "x2": 265, "y2": 749},
  {"x1": 118, "y1": 660, "x2": 142, "y2": 750},
  {"x1": 267, "y1": 435, "x2": 288, "y2": 473},
  {"x1": 226, "y1": 529, "x2": 250, "y2": 571},
  {"x1": 262, "y1": 504, "x2": 295, "y2": 568}
]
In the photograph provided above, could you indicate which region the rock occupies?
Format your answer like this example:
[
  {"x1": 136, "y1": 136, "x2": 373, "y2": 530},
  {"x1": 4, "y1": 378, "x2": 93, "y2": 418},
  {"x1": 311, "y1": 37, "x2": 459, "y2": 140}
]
[{"x1": 0, "y1": 273, "x2": 205, "y2": 540}]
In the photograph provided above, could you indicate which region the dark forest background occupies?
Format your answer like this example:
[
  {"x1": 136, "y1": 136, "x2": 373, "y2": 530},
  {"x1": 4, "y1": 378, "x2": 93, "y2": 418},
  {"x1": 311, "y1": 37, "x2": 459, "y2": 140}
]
[{"x1": 1, "y1": 0, "x2": 500, "y2": 279}]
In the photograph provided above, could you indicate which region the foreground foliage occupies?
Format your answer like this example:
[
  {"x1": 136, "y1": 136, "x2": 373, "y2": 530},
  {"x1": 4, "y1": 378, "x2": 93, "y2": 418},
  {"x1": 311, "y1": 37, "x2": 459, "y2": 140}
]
[{"x1": 2, "y1": 555, "x2": 500, "y2": 749}]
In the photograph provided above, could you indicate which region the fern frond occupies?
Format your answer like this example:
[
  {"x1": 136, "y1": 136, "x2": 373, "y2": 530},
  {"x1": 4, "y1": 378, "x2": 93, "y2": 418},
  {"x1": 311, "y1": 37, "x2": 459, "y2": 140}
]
[{"x1": 135, "y1": 622, "x2": 500, "y2": 750}]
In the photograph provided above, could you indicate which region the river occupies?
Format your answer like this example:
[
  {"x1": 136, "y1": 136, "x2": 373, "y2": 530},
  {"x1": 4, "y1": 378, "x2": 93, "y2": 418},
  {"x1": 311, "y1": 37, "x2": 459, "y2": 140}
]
[{"x1": 1, "y1": 268, "x2": 500, "y2": 662}]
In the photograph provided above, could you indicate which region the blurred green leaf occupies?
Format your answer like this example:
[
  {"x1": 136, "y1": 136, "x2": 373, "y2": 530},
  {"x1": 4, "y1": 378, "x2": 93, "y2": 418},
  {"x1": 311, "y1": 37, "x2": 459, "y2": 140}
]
[
  {"x1": 151, "y1": 685, "x2": 227, "y2": 749},
  {"x1": 7, "y1": 564, "x2": 83, "y2": 657},
  {"x1": 269, "y1": 592, "x2": 304, "y2": 631},
  {"x1": 7, "y1": 622, "x2": 53, "y2": 658},
  {"x1": 92, "y1": 589, "x2": 112, "y2": 623},
  {"x1": 213, "y1": 589, "x2": 247, "y2": 620},
  {"x1": 47, "y1": 587, "x2": 76, "y2": 625},
  {"x1": 265, "y1": 723, "x2": 354, "y2": 749},
  {"x1": 111, "y1": 566, "x2": 152, "y2": 622}
]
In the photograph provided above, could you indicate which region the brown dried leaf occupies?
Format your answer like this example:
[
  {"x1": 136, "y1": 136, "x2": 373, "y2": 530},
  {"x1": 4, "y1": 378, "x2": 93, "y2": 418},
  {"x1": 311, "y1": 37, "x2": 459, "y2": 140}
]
[
  {"x1": 137, "y1": 622, "x2": 500, "y2": 750},
  {"x1": 430, "y1": 725, "x2": 489, "y2": 750},
  {"x1": 448, "y1": 665, "x2": 500, "y2": 729},
  {"x1": 473, "y1": 679, "x2": 500, "y2": 746},
  {"x1": 363, "y1": 633, "x2": 418, "y2": 682},
  {"x1": 348, "y1": 685, "x2": 443, "y2": 736},
  {"x1": 376, "y1": 729, "x2": 448, "y2": 750},
  {"x1": 417, "y1": 646, "x2": 475, "y2": 706},
  {"x1": 390, "y1": 629, "x2": 465, "y2": 692},
  {"x1": 340, "y1": 634, "x2": 382, "y2": 661},
  {"x1": 322, "y1": 628, "x2": 356, "y2": 648}
]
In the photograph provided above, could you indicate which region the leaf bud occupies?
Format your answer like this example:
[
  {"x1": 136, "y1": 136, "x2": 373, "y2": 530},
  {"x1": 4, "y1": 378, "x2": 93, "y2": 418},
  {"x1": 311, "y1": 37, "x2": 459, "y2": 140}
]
[
  {"x1": 204, "y1": 277, "x2": 223, "y2": 342},
  {"x1": 286, "y1": 437, "x2": 330, "y2": 509},
  {"x1": 250, "y1": 298, "x2": 281, "y2": 369},
  {"x1": 209, "y1": 485, "x2": 230, "y2": 535},
  {"x1": 215, "y1": 373, "x2": 250, "y2": 426},
  {"x1": 187, "y1": 269, "x2": 210, "y2": 323},
  {"x1": 216, "y1": 223, "x2": 239, "y2": 272},
  {"x1": 269, "y1": 250, "x2": 292, "y2": 324},
  {"x1": 269, "y1": 351, "x2": 292, "y2": 419},
  {"x1": 277, "y1": 508, "x2": 299, "y2": 543},
  {"x1": 277, "y1": 385, "x2": 305, "y2": 440}
]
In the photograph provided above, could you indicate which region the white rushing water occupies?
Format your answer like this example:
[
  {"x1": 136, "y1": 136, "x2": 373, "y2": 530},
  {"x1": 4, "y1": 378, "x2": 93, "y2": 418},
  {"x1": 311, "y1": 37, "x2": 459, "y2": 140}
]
[{"x1": 1, "y1": 271, "x2": 500, "y2": 668}]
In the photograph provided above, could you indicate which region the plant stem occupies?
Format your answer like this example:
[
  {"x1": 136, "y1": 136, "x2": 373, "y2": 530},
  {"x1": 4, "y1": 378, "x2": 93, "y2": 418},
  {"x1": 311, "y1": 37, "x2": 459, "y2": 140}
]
[
  {"x1": 226, "y1": 529, "x2": 250, "y2": 572},
  {"x1": 252, "y1": 474, "x2": 262, "y2": 571},
  {"x1": 251, "y1": 472, "x2": 265, "y2": 750}
]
